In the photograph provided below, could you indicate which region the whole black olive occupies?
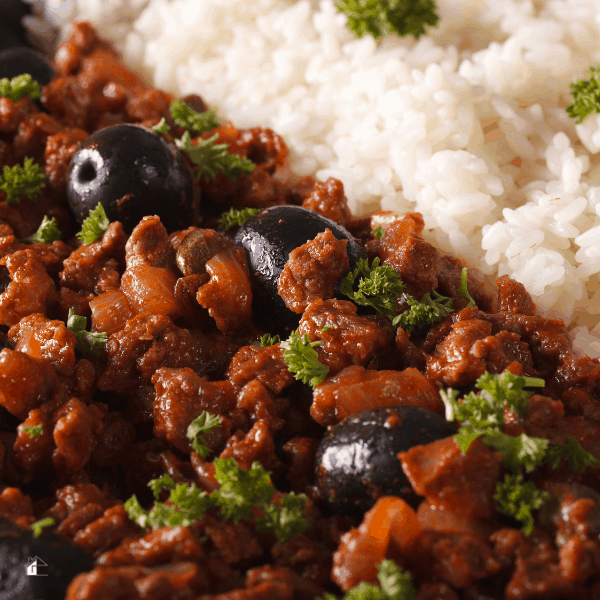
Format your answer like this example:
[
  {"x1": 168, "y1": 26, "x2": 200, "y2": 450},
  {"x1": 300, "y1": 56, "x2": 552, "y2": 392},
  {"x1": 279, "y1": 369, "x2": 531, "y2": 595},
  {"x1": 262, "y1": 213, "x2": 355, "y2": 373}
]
[
  {"x1": 66, "y1": 124, "x2": 198, "y2": 234},
  {"x1": 0, "y1": 515, "x2": 94, "y2": 600},
  {"x1": 234, "y1": 205, "x2": 364, "y2": 332},
  {"x1": 0, "y1": 1, "x2": 33, "y2": 52},
  {"x1": 0, "y1": 47, "x2": 55, "y2": 85},
  {"x1": 315, "y1": 405, "x2": 454, "y2": 517}
]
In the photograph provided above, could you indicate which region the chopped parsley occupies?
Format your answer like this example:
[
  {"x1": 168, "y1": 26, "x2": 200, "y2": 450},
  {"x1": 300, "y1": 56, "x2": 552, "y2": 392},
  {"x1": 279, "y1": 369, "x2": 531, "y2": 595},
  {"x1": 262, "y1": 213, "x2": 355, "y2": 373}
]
[
  {"x1": 26, "y1": 215, "x2": 61, "y2": 244},
  {"x1": 440, "y1": 371, "x2": 545, "y2": 453},
  {"x1": 151, "y1": 117, "x2": 170, "y2": 135},
  {"x1": 0, "y1": 157, "x2": 46, "y2": 204},
  {"x1": 76, "y1": 202, "x2": 110, "y2": 245},
  {"x1": 170, "y1": 100, "x2": 220, "y2": 133},
  {"x1": 494, "y1": 474, "x2": 551, "y2": 537},
  {"x1": 566, "y1": 66, "x2": 600, "y2": 124},
  {"x1": 66, "y1": 308, "x2": 107, "y2": 357},
  {"x1": 321, "y1": 323, "x2": 339, "y2": 332},
  {"x1": 23, "y1": 424, "x2": 43, "y2": 440},
  {"x1": 186, "y1": 411, "x2": 222, "y2": 458},
  {"x1": 281, "y1": 330, "x2": 329, "y2": 388},
  {"x1": 0, "y1": 73, "x2": 41, "y2": 102},
  {"x1": 176, "y1": 131, "x2": 255, "y2": 181},
  {"x1": 441, "y1": 370, "x2": 599, "y2": 535},
  {"x1": 340, "y1": 257, "x2": 405, "y2": 319},
  {"x1": 318, "y1": 559, "x2": 416, "y2": 600},
  {"x1": 254, "y1": 333, "x2": 281, "y2": 347},
  {"x1": 336, "y1": 0, "x2": 439, "y2": 41},
  {"x1": 544, "y1": 437, "x2": 600, "y2": 472},
  {"x1": 218, "y1": 207, "x2": 260, "y2": 230},
  {"x1": 371, "y1": 225, "x2": 385, "y2": 240},
  {"x1": 30, "y1": 517, "x2": 55, "y2": 538},
  {"x1": 392, "y1": 268, "x2": 475, "y2": 332},
  {"x1": 124, "y1": 460, "x2": 307, "y2": 543}
]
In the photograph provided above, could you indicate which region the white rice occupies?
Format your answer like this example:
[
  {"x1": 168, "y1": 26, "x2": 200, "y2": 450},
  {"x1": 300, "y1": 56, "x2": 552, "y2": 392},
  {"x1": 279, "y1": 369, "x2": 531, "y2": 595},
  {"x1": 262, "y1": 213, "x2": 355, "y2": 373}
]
[{"x1": 35, "y1": 0, "x2": 600, "y2": 357}]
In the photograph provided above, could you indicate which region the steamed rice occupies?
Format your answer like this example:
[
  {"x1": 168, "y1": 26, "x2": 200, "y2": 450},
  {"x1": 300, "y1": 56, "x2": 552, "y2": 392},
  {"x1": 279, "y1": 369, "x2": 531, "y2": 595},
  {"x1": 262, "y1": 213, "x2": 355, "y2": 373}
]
[{"x1": 35, "y1": 0, "x2": 600, "y2": 356}]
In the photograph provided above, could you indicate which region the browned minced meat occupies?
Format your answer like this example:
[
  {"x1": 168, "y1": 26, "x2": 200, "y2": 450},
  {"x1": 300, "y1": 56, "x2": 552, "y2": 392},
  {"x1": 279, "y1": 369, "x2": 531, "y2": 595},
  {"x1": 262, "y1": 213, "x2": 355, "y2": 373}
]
[
  {"x1": 278, "y1": 229, "x2": 349, "y2": 314},
  {"x1": 1, "y1": 20, "x2": 600, "y2": 600}
]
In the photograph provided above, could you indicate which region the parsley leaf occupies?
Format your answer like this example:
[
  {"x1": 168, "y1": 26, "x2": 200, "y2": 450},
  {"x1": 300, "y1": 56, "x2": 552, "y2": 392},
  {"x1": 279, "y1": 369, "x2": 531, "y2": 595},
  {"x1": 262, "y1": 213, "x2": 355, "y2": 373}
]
[
  {"x1": 151, "y1": 117, "x2": 170, "y2": 135},
  {"x1": 456, "y1": 267, "x2": 475, "y2": 307},
  {"x1": 340, "y1": 257, "x2": 405, "y2": 318},
  {"x1": 482, "y1": 430, "x2": 549, "y2": 474},
  {"x1": 23, "y1": 424, "x2": 43, "y2": 440},
  {"x1": 125, "y1": 474, "x2": 212, "y2": 530},
  {"x1": 440, "y1": 371, "x2": 545, "y2": 454},
  {"x1": 371, "y1": 225, "x2": 385, "y2": 240},
  {"x1": 336, "y1": 0, "x2": 439, "y2": 41},
  {"x1": 392, "y1": 290, "x2": 454, "y2": 332},
  {"x1": 281, "y1": 330, "x2": 329, "y2": 387},
  {"x1": 318, "y1": 559, "x2": 416, "y2": 600},
  {"x1": 30, "y1": 517, "x2": 55, "y2": 538},
  {"x1": 176, "y1": 131, "x2": 255, "y2": 180},
  {"x1": 26, "y1": 215, "x2": 61, "y2": 244},
  {"x1": 76, "y1": 202, "x2": 110, "y2": 245},
  {"x1": 211, "y1": 458, "x2": 275, "y2": 523},
  {"x1": 321, "y1": 323, "x2": 339, "y2": 332},
  {"x1": 170, "y1": 100, "x2": 220, "y2": 133},
  {"x1": 255, "y1": 492, "x2": 309, "y2": 542},
  {"x1": 0, "y1": 157, "x2": 46, "y2": 204},
  {"x1": 566, "y1": 66, "x2": 600, "y2": 124},
  {"x1": 494, "y1": 473, "x2": 551, "y2": 536},
  {"x1": 66, "y1": 308, "x2": 107, "y2": 357},
  {"x1": 187, "y1": 411, "x2": 222, "y2": 458},
  {"x1": 0, "y1": 73, "x2": 41, "y2": 102},
  {"x1": 544, "y1": 438, "x2": 600, "y2": 472},
  {"x1": 218, "y1": 207, "x2": 260, "y2": 230},
  {"x1": 254, "y1": 333, "x2": 281, "y2": 347}
]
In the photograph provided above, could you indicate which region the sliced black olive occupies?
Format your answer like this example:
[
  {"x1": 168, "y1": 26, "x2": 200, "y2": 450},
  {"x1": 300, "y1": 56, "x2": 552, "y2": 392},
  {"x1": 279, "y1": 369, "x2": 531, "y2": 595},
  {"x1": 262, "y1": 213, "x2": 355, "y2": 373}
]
[
  {"x1": 0, "y1": 515, "x2": 94, "y2": 600},
  {"x1": 0, "y1": 1, "x2": 33, "y2": 52},
  {"x1": 234, "y1": 205, "x2": 364, "y2": 332},
  {"x1": 315, "y1": 405, "x2": 454, "y2": 517},
  {"x1": 66, "y1": 123, "x2": 198, "y2": 234},
  {"x1": 0, "y1": 47, "x2": 55, "y2": 86}
]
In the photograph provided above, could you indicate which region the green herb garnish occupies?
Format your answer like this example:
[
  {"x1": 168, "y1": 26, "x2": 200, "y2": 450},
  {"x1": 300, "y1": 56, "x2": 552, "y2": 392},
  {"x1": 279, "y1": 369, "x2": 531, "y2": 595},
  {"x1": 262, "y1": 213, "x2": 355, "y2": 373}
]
[
  {"x1": 0, "y1": 157, "x2": 46, "y2": 204},
  {"x1": 125, "y1": 461, "x2": 307, "y2": 542},
  {"x1": 30, "y1": 517, "x2": 55, "y2": 538},
  {"x1": 66, "y1": 308, "x2": 107, "y2": 357},
  {"x1": 494, "y1": 474, "x2": 551, "y2": 536},
  {"x1": 544, "y1": 438, "x2": 599, "y2": 472},
  {"x1": 371, "y1": 225, "x2": 385, "y2": 240},
  {"x1": 392, "y1": 268, "x2": 475, "y2": 332},
  {"x1": 566, "y1": 66, "x2": 600, "y2": 124},
  {"x1": 186, "y1": 411, "x2": 222, "y2": 458},
  {"x1": 218, "y1": 207, "x2": 260, "y2": 230},
  {"x1": 170, "y1": 100, "x2": 220, "y2": 133},
  {"x1": 0, "y1": 73, "x2": 41, "y2": 102},
  {"x1": 254, "y1": 333, "x2": 281, "y2": 347},
  {"x1": 336, "y1": 0, "x2": 439, "y2": 41},
  {"x1": 282, "y1": 330, "x2": 329, "y2": 388},
  {"x1": 151, "y1": 117, "x2": 170, "y2": 135},
  {"x1": 340, "y1": 257, "x2": 405, "y2": 319},
  {"x1": 76, "y1": 202, "x2": 110, "y2": 245},
  {"x1": 24, "y1": 424, "x2": 43, "y2": 440},
  {"x1": 176, "y1": 131, "x2": 255, "y2": 180},
  {"x1": 318, "y1": 559, "x2": 417, "y2": 600},
  {"x1": 26, "y1": 215, "x2": 61, "y2": 244}
]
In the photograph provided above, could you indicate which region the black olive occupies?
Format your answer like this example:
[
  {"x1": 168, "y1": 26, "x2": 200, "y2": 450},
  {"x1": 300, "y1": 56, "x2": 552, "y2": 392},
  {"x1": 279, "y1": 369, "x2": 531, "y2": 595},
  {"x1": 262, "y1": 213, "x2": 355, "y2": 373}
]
[
  {"x1": 0, "y1": 1, "x2": 33, "y2": 52},
  {"x1": 0, "y1": 515, "x2": 94, "y2": 600},
  {"x1": 315, "y1": 405, "x2": 454, "y2": 517},
  {"x1": 66, "y1": 123, "x2": 198, "y2": 234},
  {"x1": 0, "y1": 47, "x2": 55, "y2": 86},
  {"x1": 234, "y1": 205, "x2": 364, "y2": 332}
]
